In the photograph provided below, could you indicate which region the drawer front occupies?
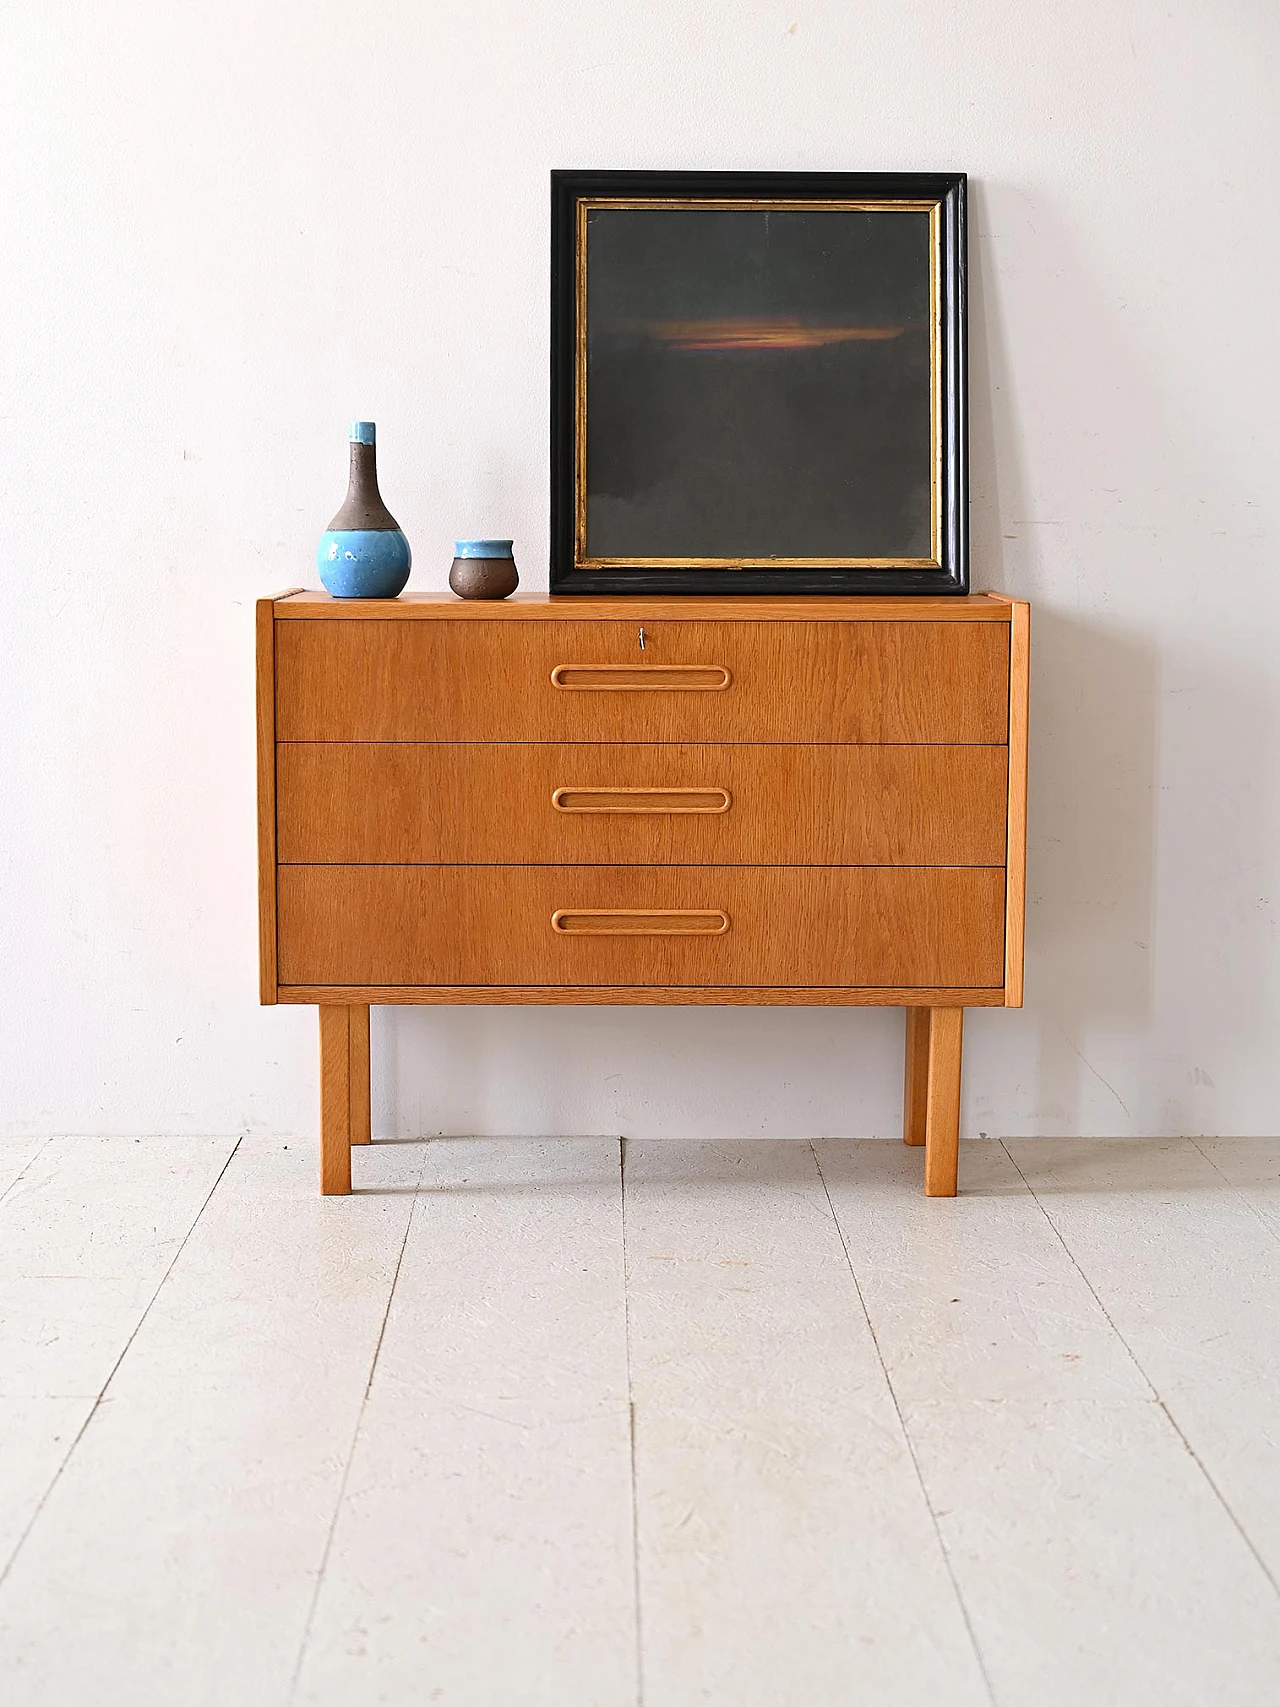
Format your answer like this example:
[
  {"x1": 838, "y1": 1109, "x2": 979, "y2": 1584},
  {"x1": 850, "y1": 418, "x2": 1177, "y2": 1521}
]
[
  {"x1": 277, "y1": 866, "x2": 1006, "y2": 989},
  {"x1": 275, "y1": 619, "x2": 1010, "y2": 744},
  {"x1": 277, "y1": 742, "x2": 1009, "y2": 867}
]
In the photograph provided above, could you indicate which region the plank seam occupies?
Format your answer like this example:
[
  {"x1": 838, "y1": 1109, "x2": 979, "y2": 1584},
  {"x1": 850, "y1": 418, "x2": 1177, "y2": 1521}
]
[
  {"x1": 288, "y1": 1148, "x2": 429, "y2": 1700},
  {"x1": 0, "y1": 1136, "x2": 55, "y2": 1209},
  {"x1": 620, "y1": 1137, "x2": 646, "y2": 1707},
  {"x1": 1000, "y1": 1139, "x2": 1280, "y2": 1608},
  {"x1": 1187, "y1": 1136, "x2": 1280, "y2": 1255},
  {"x1": 810, "y1": 1141, "x2": 999, "y2": 1705},
  {"x1": 0, "y1": 1134, "x2": 244, "y2": 1590}
]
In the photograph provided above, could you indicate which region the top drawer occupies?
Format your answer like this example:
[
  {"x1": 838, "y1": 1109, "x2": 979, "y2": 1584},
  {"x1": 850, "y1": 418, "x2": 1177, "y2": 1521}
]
[{"x1": 275, "y1": 618, "x2": 1010, "y2": 744}]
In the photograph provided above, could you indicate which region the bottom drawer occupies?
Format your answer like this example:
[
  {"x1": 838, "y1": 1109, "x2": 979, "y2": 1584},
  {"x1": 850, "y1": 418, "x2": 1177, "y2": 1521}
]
[{"x1": 277, "y1": 866, "x2": 1006, "y2": 989}]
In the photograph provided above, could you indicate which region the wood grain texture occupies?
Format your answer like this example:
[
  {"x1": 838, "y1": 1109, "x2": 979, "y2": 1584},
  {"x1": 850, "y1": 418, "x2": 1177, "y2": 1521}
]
[
  {"x1": 348, "y1": 1005, "x2": 371, "y2": 1146},
  {"x1": 274, "y1": 619, "x2": 1011, "y2": 745},
  {"x1": 255, "y1": 600, "x2": 278, "y2": 1005},
  {"x1": 923, "y1": 1007, "x2": 963, "y2": 1197},
  {"x1": 276, "y1": 742, "x2": 1010, "y2": 868},
  {"x1": 277, "y1": 866, "x2": 1006, "y2": 990},
  {"x1": 318, "y1": 1007, "x2": 353, "y2": 1195},
  {"x1": 903, "y1": 1007, "x2": 930, "y2": 1146},
  {"x1": 275, "y1": 591, "x2": 1013, "y2": 622},
  {"x1": 277, "y1": 984, "x2": 1007, "y2": 1007},
  {"x1": 1004, "y1": 599, "x2": 1030, "y2": 1006}
]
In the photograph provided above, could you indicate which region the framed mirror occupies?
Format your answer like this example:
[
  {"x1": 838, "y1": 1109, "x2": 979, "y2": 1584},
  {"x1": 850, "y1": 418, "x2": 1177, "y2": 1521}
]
[{"x1": 551, "y1": 170, "x2": 967, "y2": 596}]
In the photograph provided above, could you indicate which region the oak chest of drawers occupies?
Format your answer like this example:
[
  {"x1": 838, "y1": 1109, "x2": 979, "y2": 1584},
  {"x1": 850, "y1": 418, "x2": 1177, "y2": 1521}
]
[{"x1": 257, "y1": 591, "x2": 1029, "y2": 1197}]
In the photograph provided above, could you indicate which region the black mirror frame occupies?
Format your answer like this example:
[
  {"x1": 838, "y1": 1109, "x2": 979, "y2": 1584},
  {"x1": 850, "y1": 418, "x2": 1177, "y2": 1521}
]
[{"x1": 550, "y1": 168, "x2": 968, "y2": 597}]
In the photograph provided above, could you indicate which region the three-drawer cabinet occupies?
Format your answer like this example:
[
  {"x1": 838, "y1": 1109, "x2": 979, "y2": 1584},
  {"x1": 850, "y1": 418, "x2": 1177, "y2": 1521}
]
[{"x1": 257, "y1": 591, "x2": 1029, "y2": 1197}]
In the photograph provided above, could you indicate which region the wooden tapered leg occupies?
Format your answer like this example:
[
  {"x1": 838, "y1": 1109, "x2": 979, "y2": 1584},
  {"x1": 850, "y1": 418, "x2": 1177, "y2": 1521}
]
[
  {"x1": 923, "y1": 1007, "x2": 964, "y2": 1198},
  {"x1": 349, "y1": 1005, "x2": 371, "y2": 1145},
  {"x1": 903, "y1": 1007, "x2": 930, "y2": 1146},
  {"x1": 319, "y1": 1006, "x2": 353, "y2": 1195}
]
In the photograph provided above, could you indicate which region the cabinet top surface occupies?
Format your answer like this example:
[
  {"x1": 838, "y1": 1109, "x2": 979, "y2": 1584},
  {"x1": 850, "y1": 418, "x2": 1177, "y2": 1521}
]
[{"x1": 270, "y1": 590, "x2": 1019, "y2": 622}]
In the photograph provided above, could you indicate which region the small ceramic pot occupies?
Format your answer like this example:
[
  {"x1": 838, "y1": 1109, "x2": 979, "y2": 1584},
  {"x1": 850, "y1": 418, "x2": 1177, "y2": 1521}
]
[{"x1": 449, "y1": 539, "x2": 518, "y2": 600}]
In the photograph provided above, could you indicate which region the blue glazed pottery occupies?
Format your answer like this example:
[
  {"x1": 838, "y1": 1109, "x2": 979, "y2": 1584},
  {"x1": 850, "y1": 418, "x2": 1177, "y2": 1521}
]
[
  {"x1": 449, "y1": 538, "x2": 518, "y2": 600},
  {"x1": 317, "y1": 422, "x2": 412, "y2": 598}
]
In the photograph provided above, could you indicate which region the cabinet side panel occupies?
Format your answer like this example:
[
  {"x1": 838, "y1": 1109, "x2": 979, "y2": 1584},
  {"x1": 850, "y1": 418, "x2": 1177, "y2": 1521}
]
[
  {"x1": 256, "y1": 600, "x2": 279, "y2": 1004},
  {"x1": 1004, "y1": 600, "x2": 1030, "y2": 1005}
]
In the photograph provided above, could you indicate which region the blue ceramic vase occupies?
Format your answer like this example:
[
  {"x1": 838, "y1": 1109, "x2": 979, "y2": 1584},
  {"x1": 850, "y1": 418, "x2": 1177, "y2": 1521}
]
[{"x1": 317, "y1": 422, "x2": 411, "y2": 598}]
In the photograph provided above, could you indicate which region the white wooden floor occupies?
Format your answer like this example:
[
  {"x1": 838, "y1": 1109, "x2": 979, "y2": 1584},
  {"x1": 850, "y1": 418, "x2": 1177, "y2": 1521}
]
[{"x1": 2, "y1": 1136, "x2": 1280, "y2": 1705}]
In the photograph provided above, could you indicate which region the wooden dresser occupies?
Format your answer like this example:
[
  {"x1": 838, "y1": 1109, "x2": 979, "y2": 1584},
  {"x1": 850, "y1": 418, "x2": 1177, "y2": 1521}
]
[{"x1": 257, "y1": 591, "x2": 1029, "y2": 1198}]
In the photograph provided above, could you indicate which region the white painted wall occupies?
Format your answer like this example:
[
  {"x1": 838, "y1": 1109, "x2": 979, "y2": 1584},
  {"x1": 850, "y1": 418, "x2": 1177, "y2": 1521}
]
[{"x1": 3, "y1": 1, "x2": 1277, "y2": 1141}]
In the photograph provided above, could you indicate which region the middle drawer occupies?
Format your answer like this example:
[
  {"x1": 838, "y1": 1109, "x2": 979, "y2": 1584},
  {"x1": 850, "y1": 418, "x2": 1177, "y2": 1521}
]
[{"x1": 277, "y1": 742, "x2": 1008, "y2": 867}]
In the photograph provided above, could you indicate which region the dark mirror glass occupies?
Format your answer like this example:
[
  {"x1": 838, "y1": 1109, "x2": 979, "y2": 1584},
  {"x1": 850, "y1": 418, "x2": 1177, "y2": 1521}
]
[{"x1": 583, "y1": 206, "x2": 935, "y2": 564}]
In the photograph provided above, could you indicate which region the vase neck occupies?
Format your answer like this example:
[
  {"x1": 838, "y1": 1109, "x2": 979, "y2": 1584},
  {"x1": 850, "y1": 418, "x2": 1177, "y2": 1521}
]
[{"x1": 328, "y1": 440, "x2": 400, "y2": 532}]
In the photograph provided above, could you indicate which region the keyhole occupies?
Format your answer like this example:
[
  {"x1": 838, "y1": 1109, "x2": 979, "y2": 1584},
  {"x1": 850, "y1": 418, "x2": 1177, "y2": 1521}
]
[{"x1": 638, "y1": 626, "x2": 646, "y2": 651}]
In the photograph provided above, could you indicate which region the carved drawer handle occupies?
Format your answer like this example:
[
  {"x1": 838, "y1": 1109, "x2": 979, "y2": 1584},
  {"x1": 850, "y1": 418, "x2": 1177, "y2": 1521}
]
[
  {"x1": 551, "y1": 786, "x2": 732, "y2": 815},
  {"x1": 550, "y1": 664, "x2": 731, "y2": 691},
  {"x1": 551, "y1": 908, "x2": 731, "y2": 936}
]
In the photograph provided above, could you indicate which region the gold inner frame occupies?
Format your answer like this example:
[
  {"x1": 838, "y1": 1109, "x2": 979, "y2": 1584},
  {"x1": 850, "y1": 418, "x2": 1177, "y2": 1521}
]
[{"x1": 574, "y1": 196, "x2": 943, "y2": 571}]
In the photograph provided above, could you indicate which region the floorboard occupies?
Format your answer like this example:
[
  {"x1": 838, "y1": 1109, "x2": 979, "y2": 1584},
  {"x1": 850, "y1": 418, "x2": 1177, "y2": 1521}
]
[
  {"x1": 0, "y1": 1135, "x2": 236, "y2": 1577},
  {"x1": 814, "y1": 1138, "x2": 1145, "y2": 1407},
  {"x1": 1197, "y1": 1135, "x2": 1280, "y2": 1247},
  {"x1": 625, "y1": 1139, "x2": 989, "y2": 1707},
  {"x1": 820, "y1": 1139, "x2": 1280, "y2": 1705},
  {"x1": 0, "y1": 1138, "x2": 52, "y2": 1204},
  {"x1": 4, "y1": 1136, "x2": 1280, "y2": 1706},
  {"x1": 905, "y1": 1393, "x2": 1280, "y2": 1707},
  {"x1": 294, "y1": 1138, "x2": 635, "y2": 1707},
  {"x1": 0, "y1": 1137, "x2": 422, "y2": 1707},
  {"x1": 1009, "y1": 1136, "x2": 1280, "y2": 1595}
]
